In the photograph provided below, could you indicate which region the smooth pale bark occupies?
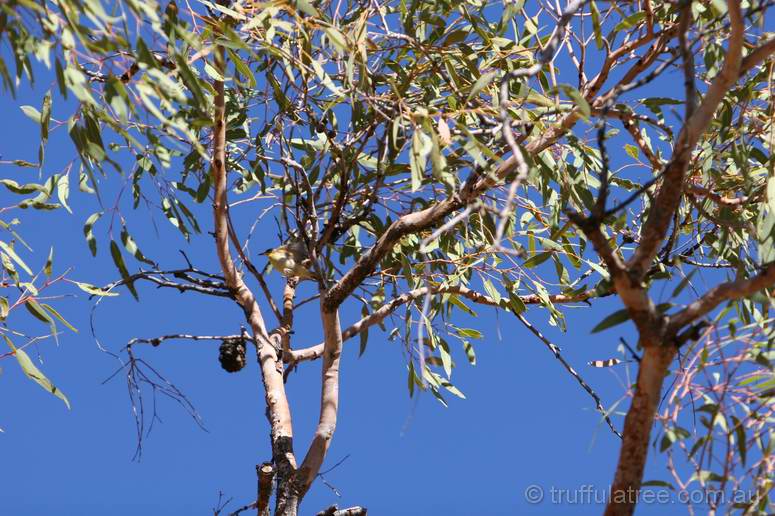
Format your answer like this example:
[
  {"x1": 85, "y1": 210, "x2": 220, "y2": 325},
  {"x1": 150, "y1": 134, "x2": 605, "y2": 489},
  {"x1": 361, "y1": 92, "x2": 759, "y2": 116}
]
[
  {"x1": 211, "y1": 43, "x2": 299, "y2": 516},
  {"x1": 296, "y1": 307, "x2": 344, "y2": 496}
]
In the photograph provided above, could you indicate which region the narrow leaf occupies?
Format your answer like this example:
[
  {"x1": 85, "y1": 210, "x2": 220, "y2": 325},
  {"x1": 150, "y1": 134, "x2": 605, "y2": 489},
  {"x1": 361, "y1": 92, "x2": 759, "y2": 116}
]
[{"x1": 6, "y1": 338, "x2": 70, "y2": 409}]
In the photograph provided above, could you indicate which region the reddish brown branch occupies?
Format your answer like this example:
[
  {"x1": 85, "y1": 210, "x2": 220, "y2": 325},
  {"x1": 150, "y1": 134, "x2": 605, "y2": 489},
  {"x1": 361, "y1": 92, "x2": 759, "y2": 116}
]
[
  {"x1": 740, "y1": 36, "x2": 775, "y2": 75},
  {"x1": 627, "y1": 0, "x2": 745, "y2": 280},
  {"x1": 605, "y1": 345, "x2": 677, "y2": 516},
  {"x1": 604, "y1": 7, "x2": 747, "y2": 514}
]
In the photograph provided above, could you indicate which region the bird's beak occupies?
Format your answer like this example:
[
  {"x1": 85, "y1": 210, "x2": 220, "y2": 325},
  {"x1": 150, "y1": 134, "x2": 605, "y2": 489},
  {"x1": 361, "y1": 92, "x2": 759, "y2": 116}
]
[{"x1": 260, "y1": 248, "x2": 272, "y2": 256}]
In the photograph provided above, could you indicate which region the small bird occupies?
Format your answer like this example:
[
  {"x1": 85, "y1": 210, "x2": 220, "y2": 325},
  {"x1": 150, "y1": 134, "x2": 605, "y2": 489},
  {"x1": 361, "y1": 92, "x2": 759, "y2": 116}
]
[{"x1": 260, "y1": 240, "x2": 318, "y2": 281}]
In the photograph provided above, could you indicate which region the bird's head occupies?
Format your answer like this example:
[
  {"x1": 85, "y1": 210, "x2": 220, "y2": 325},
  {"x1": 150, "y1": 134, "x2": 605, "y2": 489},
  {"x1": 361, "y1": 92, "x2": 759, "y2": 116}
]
[{"x1": 261, "y1": 246, "x2": 290, "y2": 265}]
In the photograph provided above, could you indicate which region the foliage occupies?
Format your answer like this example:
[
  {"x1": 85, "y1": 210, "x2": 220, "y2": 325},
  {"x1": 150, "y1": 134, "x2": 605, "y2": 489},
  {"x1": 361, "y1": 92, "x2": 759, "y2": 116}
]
[{"x1": 1, "y1": 0, "x2": 775, "y2": 513}]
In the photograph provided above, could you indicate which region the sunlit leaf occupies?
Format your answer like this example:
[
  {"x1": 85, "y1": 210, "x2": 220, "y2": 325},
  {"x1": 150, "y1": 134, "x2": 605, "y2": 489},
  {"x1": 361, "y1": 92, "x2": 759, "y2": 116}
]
[{"x1": 5, "y1": 337, "x2": 70, "y2": 409}]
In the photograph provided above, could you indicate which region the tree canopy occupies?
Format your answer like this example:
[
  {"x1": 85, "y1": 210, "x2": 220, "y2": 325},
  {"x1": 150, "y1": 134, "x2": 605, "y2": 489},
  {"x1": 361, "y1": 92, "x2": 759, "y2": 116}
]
[{"x1": 2, "y1": 0, "x2": 775, "y2": 514}]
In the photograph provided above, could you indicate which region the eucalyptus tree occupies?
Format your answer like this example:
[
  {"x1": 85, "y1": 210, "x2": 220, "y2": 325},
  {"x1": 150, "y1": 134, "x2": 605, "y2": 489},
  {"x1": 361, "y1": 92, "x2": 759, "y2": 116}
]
[{"x1": 2, "y1": 0, "x2": 775, "y2": 515}]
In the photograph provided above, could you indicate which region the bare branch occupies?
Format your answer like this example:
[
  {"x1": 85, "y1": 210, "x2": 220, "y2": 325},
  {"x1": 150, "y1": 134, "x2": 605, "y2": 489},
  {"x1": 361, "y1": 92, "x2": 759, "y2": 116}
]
[
  {"x1": 515, "y1": 312, "x2": 622, "y2": 439},
  {"x1": 126, "y1": 333, "x2": 245, "y2": 348},
  {"x1": 103, "y1": 268, "x2": 231, "y2": 297}
]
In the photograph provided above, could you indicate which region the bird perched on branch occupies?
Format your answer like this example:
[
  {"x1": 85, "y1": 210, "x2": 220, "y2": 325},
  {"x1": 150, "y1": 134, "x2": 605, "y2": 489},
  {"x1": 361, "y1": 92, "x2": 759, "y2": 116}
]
[{"x1": 260, "y1": 240, "x2": 319, "y2": 281}]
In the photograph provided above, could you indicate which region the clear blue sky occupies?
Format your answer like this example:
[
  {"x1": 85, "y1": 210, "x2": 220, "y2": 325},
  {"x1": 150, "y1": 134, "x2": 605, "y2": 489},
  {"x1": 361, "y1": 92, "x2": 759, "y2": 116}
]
[{"x1": 1, "y1": 28, "x2": 688, "y2": 516}]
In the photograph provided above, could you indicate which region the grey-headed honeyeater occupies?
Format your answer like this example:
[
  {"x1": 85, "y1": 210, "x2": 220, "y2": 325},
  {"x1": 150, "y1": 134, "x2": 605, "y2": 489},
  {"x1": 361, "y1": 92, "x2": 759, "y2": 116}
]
[{"x1": 260, "y1": 240, "x2": 318, "y2": 281}]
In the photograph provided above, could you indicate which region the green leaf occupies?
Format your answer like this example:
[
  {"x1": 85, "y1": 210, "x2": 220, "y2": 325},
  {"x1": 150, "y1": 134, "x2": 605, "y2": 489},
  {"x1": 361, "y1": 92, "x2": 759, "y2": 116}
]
[
  {"x1": 40, "y1": 91, "x2": 52, "y2": 141},
  {"x1": 671, "y1": 269, "x2": 697, "y2": 298},
  {"x1": 560, "y1": 85, "x2": 590, "y2": 121},
  {"x1": 463, "y1": 340, "x2": 476, "y2": 365},
  {"x1": 6, "y1": 337, "x2": 70, "y2": 409},
  {"x1": 44, "y1": 247, "x2": 54, "y2": 277},
  {"x1": 641, "y1": 480, "x2": 674, "y2": 490},
  {"x1": 83, "y1": 211, "x2": 102, "y2": 256},
  {"x1": 21, "y1": 105, "x2": 42, "y2": 123},
  {"x1": 323, "y1": 27, "x2": 348, "y2": 53},
  {"x1": 482, "y1": 279, "x2": 501, "y2": 304},
  {"x1": 0, "y1": 179, "x2": 46, "y2": 195},
  {"x1": 443, "y1": 381, "x2": 465, "y2": 399},
  {"x1": 110, "y1": 240, "x2": 138, "y2": 300},
  {"x1": 447, "y1": 294, "x2": 477, "y2": 316},
  {"x1": 39, "y1": 90, "x2": 52, "y2": 168},
  {"x1": 410, "y1": 130, "x2": 432, "y2": 191},
  {"x1": 731, "y1": 415, "x2": 746, "y2": 465},
  {"x1": 121, "y1": 226, "x2": 154, "y2": 265},
  {"x1": 523, "y1": 251, "x2": 552, "y2": 268},
  {"x1": 227, "y1": 48, "x2": 256, "y2": 88},
  {"x1": 72, "y1": 281, "x2": 118, "y2": 297},
  {"x1": 359, "y1": 305, "x2": 369, "y2": 357},
  {"x1": 439, "y1": 339, "x2": 452, "y2": 378},
  {"x1": 613, "y1": 12, "x2": 646, "y2": 33},
  {"x1": 624, "y1": 144, "x2": 639, "y2": 160},
  {"x1": 509, "y1": 292, "x2": 527, "y2": 315},
  {"x1": 767, "y1": 176, "x2": 775, "y2": 213},
  {"x1": 467, "y1": 71, "x2": 497, "y2": 101},
  {"x1": 0, "y1": 241, "x2": 33, "y2": 275},
  {"x1": 25, "y1": 298, "x2": 57, "y2": 338},
  {"x1": 57, "y1": 172, "x2": 71, "y2": 213},
  {"x1": 591, "y1": 307, "x2": 630, "y2": 333},
  {"x1": 41, "y1": 303, "x2": 77, "y2": 333},
  {"x1": 590, "y1": 1, "x2": 603, "y2": 49},
  {"x1": 457, "y1": 328, "x2": 482, "y2": 339},
  {"x1": 293, "y1": 0, "x2": 319, "y2": 16}
]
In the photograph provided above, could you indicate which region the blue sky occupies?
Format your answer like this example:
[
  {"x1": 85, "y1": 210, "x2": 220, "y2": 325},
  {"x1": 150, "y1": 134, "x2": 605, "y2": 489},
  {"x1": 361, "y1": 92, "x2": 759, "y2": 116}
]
[{"x1": 0, "y1": 14, "x2": 708, "y2": 516}]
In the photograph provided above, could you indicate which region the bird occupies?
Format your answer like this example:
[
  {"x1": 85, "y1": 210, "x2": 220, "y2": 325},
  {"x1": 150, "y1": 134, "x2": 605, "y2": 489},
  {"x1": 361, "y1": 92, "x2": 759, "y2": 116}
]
[{"x1": 260, "y1": 240, "x2": 319, "y2": 281}]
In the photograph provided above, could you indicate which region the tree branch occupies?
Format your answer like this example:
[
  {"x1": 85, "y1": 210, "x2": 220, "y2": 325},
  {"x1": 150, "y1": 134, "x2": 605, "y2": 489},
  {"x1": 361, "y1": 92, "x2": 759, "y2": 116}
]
[
  {"x1": 292, "y1": 284, "x2": 604, "y2": 363},
  {"x1": 257, "y1": 462, "x2": 274, "y2": 516},
  {"x1": 515, "y1": 312, "x2": 622, "y2": 438},
  {"x1": 295, "y1": 306, "x2": 343, "y2": 496},
  {"x1": 568, "y1": 214, "x2": 659, "y2": 340},
  {"x1": 210, "y1": 38, "x2": 297, "y2": 508},
  {"x1": 667, "y1": 262, "x2": 775, "y2": 332},
  {"x1": 126, "y1": 333, "x2": 244, "y2": 348},
  {"x1": 740, "y1": 36, "x2": 775, "y2": 75},
  {"x1": 627, "y1": 0, "x2": 745, "y2": 280},
  {"x1": 103, "y1": 268, "x2": 232, "y2": 297}
]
